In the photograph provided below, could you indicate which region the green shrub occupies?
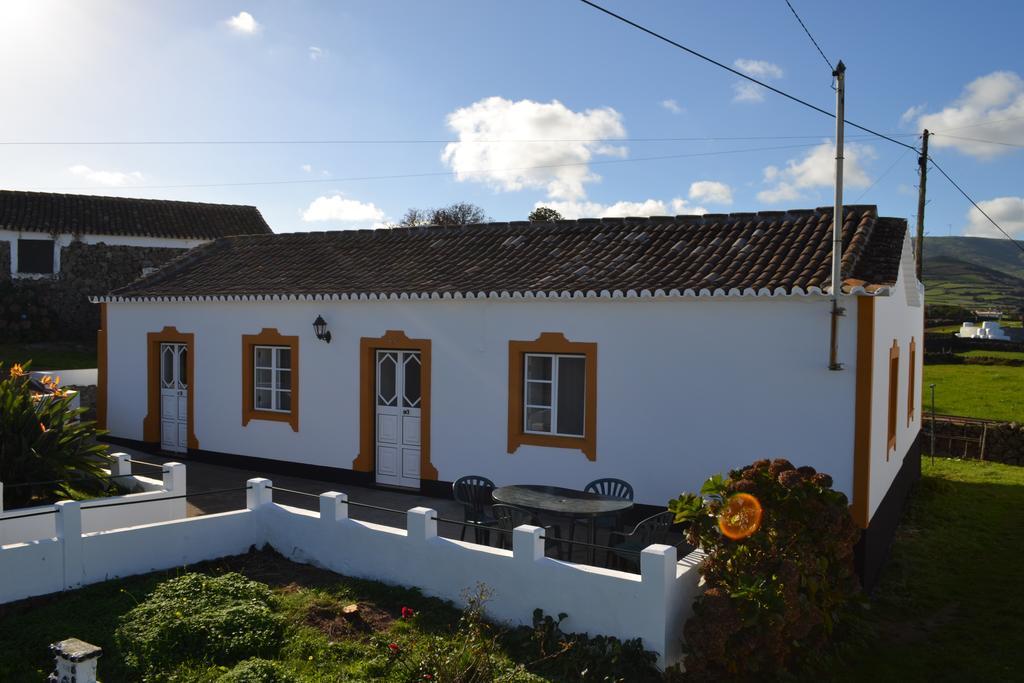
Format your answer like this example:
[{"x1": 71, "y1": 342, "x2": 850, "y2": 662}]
[
  {"x1": 116, "y1": 573, "x2": 285, "y2": 675},
  {"x1": 0, "y1": 362, "x2": 110, "y2": 507},
  {"x1": 669, "y1": 459, "x2": 862, "y2": 680},
  {"x1": 217, "y1": 658, "x2": 295, "y2": 683}
]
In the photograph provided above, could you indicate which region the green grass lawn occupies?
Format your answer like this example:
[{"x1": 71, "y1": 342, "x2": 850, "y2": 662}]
[
  {"x1": 836, "y1": 458, "x2": 1024, "y2": 681},
  {"x1": 0, "y1": 343, "x2": 96, "y2": 370},
  {"x1": 959, "y1": 348, "x2": 1024, "y2": 361},
  {"x1": 923, "y1": 364, "x2": 1024, "y2": 422}
]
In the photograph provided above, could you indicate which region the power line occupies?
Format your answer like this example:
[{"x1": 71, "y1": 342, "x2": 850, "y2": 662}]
[
  {"x1": 24, "y1": 141, "x2": 825, "y2": 192},
  {"x1": 934, "y1": 134, "x2": 1024, "y2": 149},
  {"x1": 0, "y1": 133, "x2": 907, "y2": 146},
  {"x1": 927, "y1": 154, "x2": 1024, "y2": 253},
  {"x1": 576, "y1": 0, "x2": 918, "y2": 153},
  {"x1": 782, "y1": 0, "x2": 833, "y2": 71},
  {"x1": 931, "y1": 114, "x2": 1024, "y2": 133},
  {"x1": 853, "y1": 145, "x2": 914, "y2": 203}
]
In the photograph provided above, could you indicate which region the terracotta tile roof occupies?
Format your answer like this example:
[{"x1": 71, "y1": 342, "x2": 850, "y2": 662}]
[
  {"x1": 101, "y1": 205, "x2": 907, "y2": 301},
  {"x1": 0, "y1": 190, "x2": 272, "y2": 241}
]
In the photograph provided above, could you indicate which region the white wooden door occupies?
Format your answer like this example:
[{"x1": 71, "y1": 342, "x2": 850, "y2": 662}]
[
  {"x1": 375, "y1": 350, "x2": 422, "y2": 488},
  {"x1": 159, "y1": 343, "x2": 189, "y2": 453}
]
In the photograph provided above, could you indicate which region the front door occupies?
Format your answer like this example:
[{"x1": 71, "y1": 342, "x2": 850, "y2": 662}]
[
  {"x1": 375, "y1": 350, "x2": 421, "y2": 488},
  {"x1": 160, "y1": 342, "x2": 189, "y2": 453}
]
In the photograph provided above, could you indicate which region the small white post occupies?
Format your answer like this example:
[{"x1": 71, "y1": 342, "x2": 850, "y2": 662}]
[
  {"x1": 49, "y1": 638, "x2": 102, "y2": 683},
  {"x1": 162, "y1": 462, "x2": 186, "y2": 494},
  {"x1": 319, "y1": 491, "x2": 348, "y2": 525},
  {"x1": 246, "y1": 478, "x2": 273, "y2": 510},
  {"x1": 0, "y1": 481, "x2": 4, "y2": 513},
  {"x1": 512, "y1": 525, "x2": 545, "y2": 564},
  {"x1": 55, "y1": 501, "x2": 83, "y2": 591},
  {"x1": 110, "y1": 453, "x2": 131, "y2": 478},
  {"x1": 407, "y1": 507, "x2": 437, "y2": 543}
]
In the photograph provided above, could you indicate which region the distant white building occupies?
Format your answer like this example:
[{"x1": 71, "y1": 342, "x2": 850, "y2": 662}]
[{"x1": 958, "y1": 321, "x2": 1011, "y2": 341}]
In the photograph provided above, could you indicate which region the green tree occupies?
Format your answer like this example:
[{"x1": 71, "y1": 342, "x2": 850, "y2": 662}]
[
  {"x1": 528, "y1": 206, "x2": 563, "y2": 222},
  {"x1": 396, "y1": 202, "x2": 489, "y2": 227}
]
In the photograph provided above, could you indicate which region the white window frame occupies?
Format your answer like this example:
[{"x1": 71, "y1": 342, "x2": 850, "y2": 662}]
[
  {"x1": 523, "y1": 352, "x2": 586, "y2": 438},
  {"x1": 253, "y1": 345, "x2": 292, "y2": 413}
]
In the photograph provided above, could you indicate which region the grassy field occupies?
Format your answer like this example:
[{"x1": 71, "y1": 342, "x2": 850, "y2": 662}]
[
  {"x1": 0, "y1": 343, "x2": 96, "y2": 370},
  {"x1": 923, "y1": 364, "x2": 1024, "y2": 422},
  {"x1": 837, "y1": 458, "x2": 1024, "y2": 681},
  {"x1": 959, "y1": 348, "x2": 1024, "y2": 361}
]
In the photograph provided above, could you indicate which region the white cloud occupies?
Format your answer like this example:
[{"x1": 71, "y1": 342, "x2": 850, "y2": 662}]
[
  {"x1": 301, "y1": 195, "x2": 386, "y2": 226},
  {"x1": 689, "y1": 180, "x2": 733, "y2": 205},
  {"x1": 734, "y1": 59, "x2": 784, "y2": 79},
  {"x1": 965, "y1": 196, "x2": 1024, "y2": 239},
  {"x1": 68, "y1": 164, "x2": 143, "y2": 187},
  {"x1": 918, "y1": 71, "x2": 1024, "y2": 159},
  {"x1": 226, "y1": 11, "x2": 260, "y2": 35},
  {"x1": 757, "y1": 141, "x2": 875, "y2": 204},
  {"x1": 300, "y1": 164, "x2": 313, "y2": 173},
  {"x1": 661, "y1": 99, "x2": 683, "y2": 114},
  {"x1": 731, "y1": 59, "x2": 782, "y2": 104},
  {"x1": 539, "y1": 197, "x2": 707, "y2": 220},
  {"x1": 308, "y1": 46, "x2": 324, "y2": 61},
  {"x1": 900, "y1": 104, "x2": 926, "y2": 125},
  {"x1": 732, "y1": 82, "x2": 765, "y2": 103},
  {"x1": 441, "y1": 96, "x2": 626, "y2": 201}
]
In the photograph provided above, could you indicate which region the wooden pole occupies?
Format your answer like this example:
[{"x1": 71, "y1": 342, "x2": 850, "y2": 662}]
[{"x1": 915, "y1": 130, "x2": 930, "y2": 283}]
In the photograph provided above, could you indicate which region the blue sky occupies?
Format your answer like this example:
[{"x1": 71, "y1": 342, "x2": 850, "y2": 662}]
[{"x1": 2, "y1": 0, "x2": 1022, "y2": 238}]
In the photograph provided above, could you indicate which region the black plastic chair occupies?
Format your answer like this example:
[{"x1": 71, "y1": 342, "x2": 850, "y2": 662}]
[
  {"x1": 606, "y1": 511, "x2": 675, "y2": 571},
  {"x1": 572, "y1": 478, "x2": 635, "y2": 562},
  {"x1": 493, "y1": 504, "x2": 563, "y2": 557},
  {"x1": 452, "y1": 475, "x2": 496, "y2": 544}
]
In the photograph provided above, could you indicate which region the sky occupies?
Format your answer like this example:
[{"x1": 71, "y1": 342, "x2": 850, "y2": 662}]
[{"x1": 1, "y1": 0, "x2": 1022, "y2": 240}]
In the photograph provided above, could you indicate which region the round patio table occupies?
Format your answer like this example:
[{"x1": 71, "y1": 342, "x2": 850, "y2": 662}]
[{"x1": 491, "y1": 485, "x2": 634, "y2": 561}]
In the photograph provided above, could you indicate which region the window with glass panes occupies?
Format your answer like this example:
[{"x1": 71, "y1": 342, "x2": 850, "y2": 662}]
[
  {"x1": 523, "y1": 353, "x2": 586, "y2": 437},
  {"x1": 254, "y1": 345, "x2": 292, "y2": 412}
]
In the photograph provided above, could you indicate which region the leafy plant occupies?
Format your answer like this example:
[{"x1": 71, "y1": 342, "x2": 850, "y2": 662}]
[
  {"x1": 216, "y1": 658, "x2": 295, "y2": 683},
  {"x1": 115, "y1": 572, "x2": 285, "y2": 676},
  {"x1": 668, "y1": 459, "x2": 862, "y2": 680},
  {"x1": 0, "y1": 362, "x2": 110, "y2": 507}
]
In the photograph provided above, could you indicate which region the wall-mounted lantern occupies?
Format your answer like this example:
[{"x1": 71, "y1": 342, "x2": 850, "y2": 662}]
[{"x1": 312, "y1": 315, "x2": 332, "y2": 344}]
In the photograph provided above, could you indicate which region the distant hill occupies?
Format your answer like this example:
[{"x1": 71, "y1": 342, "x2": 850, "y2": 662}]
[{"x1": 923, "y1": 236, "x2": 1024, "y2": 311}]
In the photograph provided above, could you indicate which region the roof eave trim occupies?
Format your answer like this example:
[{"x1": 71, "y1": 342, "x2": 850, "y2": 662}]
[{"x1": 91, "y1": 286, "x2": 894, "y2": 304}]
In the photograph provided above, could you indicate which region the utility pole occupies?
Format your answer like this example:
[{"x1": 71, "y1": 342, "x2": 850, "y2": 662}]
[
  {"x1": 915, "y1": 129, "x2": 930, "y2": 283},
  {"x1": 829, "y1": 61, "x2": 846, "y2": 371}
]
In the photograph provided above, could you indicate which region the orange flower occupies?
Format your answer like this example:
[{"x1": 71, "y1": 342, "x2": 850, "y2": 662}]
[
  {"x1": 10, "y1": 363, "x2": 25, "y2": 378},
  {"x1": 718, "y1": 493, "x2": 763, "y2": 540},
  {"x1": 39, "y1": 421, "x2": 47, "y2": 433}
]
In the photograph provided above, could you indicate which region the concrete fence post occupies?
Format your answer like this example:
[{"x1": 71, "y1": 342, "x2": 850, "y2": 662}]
[
  {"x1": 513, "y1": 525, "x2": 545, "y2": 564},
  {"x1": 319, "y1": 491, "x2": 348, "y2": 525},
  {"x1": 55, "y1": 501, "x2": 83, "y2": 591},
  {"x1": 162, "y1": 462, "x2": 186, "y2": 494},
  {"x1": 246, "y1": 478, "x2": 273, "y2": 510},
  {"x1": 110, "y1": 453, "x2": 131, "y2": 478},
  {"x1": 640, "y1": 543, "x2": 677, "y2": 668},
  {"x1": 407, "y1": 507, "x2": 437, "y2": 543}
]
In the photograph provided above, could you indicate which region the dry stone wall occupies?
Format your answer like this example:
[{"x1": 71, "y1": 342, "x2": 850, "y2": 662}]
[
  {"x1": 1, "y1": 240, "x2": 185, "y2": 342},
  {"x1": 928, "y1": 416, "x2": 1024, "y2": 466}
]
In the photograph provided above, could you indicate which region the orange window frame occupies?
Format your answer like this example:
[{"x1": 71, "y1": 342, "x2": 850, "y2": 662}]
[
  {"x1": 887, "y1": 339, "x2": 899, "y2": 458},
  {"x1": 508, "y1": 332, "x2": 597, "y2": 461},
  {"x1": 907, "y1": 337, "x2": 916, "y2": 426},
  {"x1": 242, "y1": 328, "x2": 299, "y2": 432}
]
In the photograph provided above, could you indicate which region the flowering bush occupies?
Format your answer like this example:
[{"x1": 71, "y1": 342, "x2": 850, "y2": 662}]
[
  {"x1": 668, "y1": 459, "x2": 862, "y2": 679},
  {"x1": 0, "y1": 362, "x2": 110, "y2": 507}
]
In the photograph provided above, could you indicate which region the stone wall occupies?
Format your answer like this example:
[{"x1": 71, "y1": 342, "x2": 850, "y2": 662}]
[
  {"x1": 0, "y1": 241, "x2": 9, "y2": 283},
  {"x1": 0, "y1": 241, "x2": 185, "y2": 342},
  {"x1": 927, "y1": 415, "x2": 1024, "y2": 466}
]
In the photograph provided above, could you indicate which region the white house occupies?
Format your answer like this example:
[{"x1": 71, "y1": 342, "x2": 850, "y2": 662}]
[
  {"x1": 0, "y1": 189, "x2": 271, "y2": 341},
  {"x1": 92, "y1": 204, "x2": 923, "y2": 587}
]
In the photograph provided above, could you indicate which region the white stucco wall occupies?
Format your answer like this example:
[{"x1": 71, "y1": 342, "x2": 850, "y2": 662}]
[
  {"x1": 0, "y1": 229, "x2": 204, "y2": 277},
  {"x1": 866, "y1": 234, "x2": 924, "y2": 520},
  {"x1": 105, "y1": 294, "x2": 862, "y2": 506}
]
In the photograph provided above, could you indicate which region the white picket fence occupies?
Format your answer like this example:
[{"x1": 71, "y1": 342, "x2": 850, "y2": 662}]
[{"x1": 0, "y1": 477, "x2": 703, "y2": 667}]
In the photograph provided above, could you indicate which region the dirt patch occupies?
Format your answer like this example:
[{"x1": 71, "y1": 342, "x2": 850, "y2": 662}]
[{"x1": 305, "y1": 600, "x2": 396, "y2": 639}]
